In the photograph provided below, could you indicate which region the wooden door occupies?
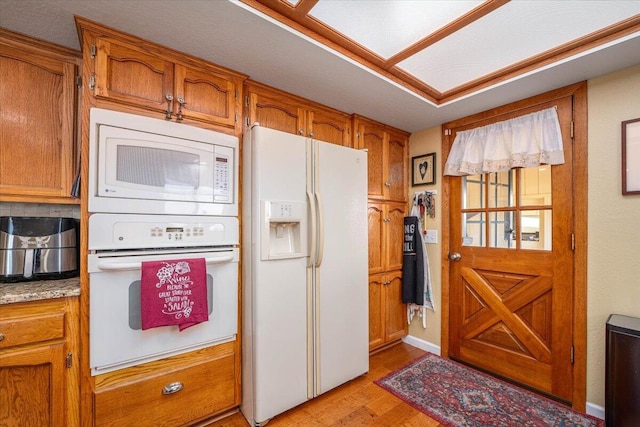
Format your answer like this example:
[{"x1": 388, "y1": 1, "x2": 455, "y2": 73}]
[
  {"x1": 174, "y1": 64, "x2": 237, "y2": 127},
  {"x1": 386, "y1": 131, "x2": 408, "y2": 202},
  {"x1": 385, "y1": 203, "x2": 406, "y2": 272},
  {"x1": 0, "y1": 42, "x2": 77, "y2": 201},
  {"x1": 356, "y1": 120, "x2": 385, "y2": 198},
  {"x1": 385, "y1": 270, "x2": 407, "y2": 343},
  {"x1": 448, "y1": 97, "x2": 575, "y2": 403},
  {"x1": 0, "y1": 343, "x2": 66, "y2": 426},
  {"x1": 367, "y1": 203, "x2": 385, "y2": 274},
  {"x1": 307, "y1": 109, "x2": 351, "y2": 146},
  {"x1": 247, "y1": 91, "x2": 305, "y2": 136},
  {"x1": 368, "y1": 273, "x2": 386, "y2": 350},
  {"x1": 94, "y1": 37, "x2": 174, "y2": 112}
]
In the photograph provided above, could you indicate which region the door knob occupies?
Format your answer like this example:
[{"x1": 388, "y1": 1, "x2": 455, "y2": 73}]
[{"x1": 449, "y1": 252, "x2": 461, "y2": 261}]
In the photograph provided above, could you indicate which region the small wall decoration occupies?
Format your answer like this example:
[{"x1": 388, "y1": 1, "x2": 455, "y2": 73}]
[
  {"x1": 412, "y1": 153, "x2": 436, "y2": 186},
  {"x1": 622, "y1": 118, "x2": 640, "y2": 195}
]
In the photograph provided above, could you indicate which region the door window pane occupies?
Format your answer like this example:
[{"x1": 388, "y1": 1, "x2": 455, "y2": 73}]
[
  {"x1": 463, "y1": 175, "x2": 485, "y2": 209},
  {"x1": 521, "y1": 166, "x2": 552, "y2": 206},
  {"x1": 488, "y1": 170, "x2": 515, "y2": 208},
  {"x1": 463, "y1": 212, "x2": 485, "y2": 247},
  {"x1": 520, "y1": 209, "x2": 552, "y2": 250},
  {"x1": 489, "y1": 211, "x2": 515, "y2": 249}
]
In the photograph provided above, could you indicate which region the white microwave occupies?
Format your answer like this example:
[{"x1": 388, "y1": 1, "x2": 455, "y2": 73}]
[{"x1": 88, "y1": 108, "x2": 238, "y2": 216}]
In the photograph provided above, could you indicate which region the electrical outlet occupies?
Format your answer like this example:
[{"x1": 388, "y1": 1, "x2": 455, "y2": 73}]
[{"x1": 424, "y1": 229, "x2": 438, "y2": 244}]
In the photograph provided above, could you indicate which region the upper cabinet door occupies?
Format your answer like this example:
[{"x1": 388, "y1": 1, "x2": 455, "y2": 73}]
[
  {"x1": 354, "y1": 116, "x2": 408, "y2": 201},
  {"x1": 308, "y1": 108, "x2": 352, "y2": 147},
  {"x1": 247, "y1": 90, "x2": 306, "y2": 136},
  {"x1": 357, "y1": 120, "x2": 385, "y2": 199},
  {"x1": 174, "y1": 64, "x2": 238, "y2": 127},
  {"x1": 81, "y1": 18, "x2": 247, "y2": 131},
  {"x1": 244, "y1": 81, "x2": 352, "y2": 146},
  {"x1": 386, "y1": 131, "x2": 408, "y2": 202},
  {"x1": 94, "y1": 37, "x2": 174, "y2": 112},
  {"x1": 0, "y1": 37, "x2": 79, "y2": 203}
]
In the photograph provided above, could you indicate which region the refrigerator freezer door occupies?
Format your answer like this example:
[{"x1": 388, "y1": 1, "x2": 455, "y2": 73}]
[
  {"x1": 314, "y1": 141, "x2": 369, "y2": 395},
  {"x1": 246, "y1": 127, "x2": 310, "y2": 423}
]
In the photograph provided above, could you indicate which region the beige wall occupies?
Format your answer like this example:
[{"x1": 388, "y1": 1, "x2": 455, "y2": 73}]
[
  {"x1": 587, "y1": 63, "x2": 640, "y2": 407},
  {"x1": 406, "y1": 63, "x2": 640, "y2": 411},
  {"x1": 407, "y1": 126, "x2": 442, "y2": 346}
]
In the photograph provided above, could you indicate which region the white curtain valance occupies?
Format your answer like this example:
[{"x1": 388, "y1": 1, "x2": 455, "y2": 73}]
[{"x1": 444, "y1": 107, "x2": 565, "y2": 176}]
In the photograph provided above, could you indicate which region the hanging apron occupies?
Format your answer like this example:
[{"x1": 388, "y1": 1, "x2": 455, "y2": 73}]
[{"x1": 402, "y1": 216, "x2": 424, "y2": 305}]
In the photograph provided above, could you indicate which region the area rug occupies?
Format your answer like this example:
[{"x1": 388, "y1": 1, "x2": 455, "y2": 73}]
[{"x1": 375, "y1": 352, "x2": 603, "y2": 427}]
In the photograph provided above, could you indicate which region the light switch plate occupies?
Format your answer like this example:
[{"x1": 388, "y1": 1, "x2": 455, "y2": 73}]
[{"x1": 424, "y1": 229, "x2": 438, "y2": 244}]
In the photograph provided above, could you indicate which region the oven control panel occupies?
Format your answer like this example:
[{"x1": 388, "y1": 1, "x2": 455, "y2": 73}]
[
  {"x1": 88, "y1": 213, "x2": 239, "y2": 250},
  {"x1": 150, "y1": 225, "x2": 206, "y2": 241}
]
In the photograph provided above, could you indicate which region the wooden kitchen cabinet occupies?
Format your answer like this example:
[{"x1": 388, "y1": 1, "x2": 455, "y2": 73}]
[
  {"x1": 0, "y1": 297, "x2": 80, "y2": 427},
  {"x1": 353, "y1": 115, "x2": 408, "y2": 201},
  {"x1": 0, "y1": 29, "x2": 81, "y2": 204},
  {"x1": 244, "y1": 81, "x2": 352, "y2": 146},
  {"x1": 368, "y1": 201, "x2": 406, "y2": 275},
  {"x1": 369, "y1": 270, "x2": 407, "y2": 351},
  {"x1": 78, "y1": 17, "x2": 246, "y2": 131},
  {"x1": 367, "y1": 201, "x2": 407, "y2": 351},
  {"x1": 92, "y1": 341, "x2": 238, "y2": 427}
]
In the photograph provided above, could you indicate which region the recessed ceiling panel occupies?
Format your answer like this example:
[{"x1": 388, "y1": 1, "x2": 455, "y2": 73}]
[
  {"x1": 397, "y1": 0, "x2": 640, "y2": 93},
  {"x1": 309, "y1": 0, "x2": 482, "y2": 59}
]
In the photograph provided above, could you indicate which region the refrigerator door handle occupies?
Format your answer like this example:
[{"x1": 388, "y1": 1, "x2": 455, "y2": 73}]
[
  {"x1": 307, "y1": 190, "x2": 317, "y2": 268},
  {"x1": 315, "y1": 191, "x2": 325, "y2": 267}
]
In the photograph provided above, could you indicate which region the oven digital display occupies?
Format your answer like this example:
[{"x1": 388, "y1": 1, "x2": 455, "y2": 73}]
[{"x1": 165, "y1": 227, "x2": 184, "y2": 233}]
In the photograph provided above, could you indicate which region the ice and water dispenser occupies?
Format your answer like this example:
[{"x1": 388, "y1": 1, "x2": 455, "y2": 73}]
[{"x1": 261, "y1": 201, "x2": 306, "y2": 260}]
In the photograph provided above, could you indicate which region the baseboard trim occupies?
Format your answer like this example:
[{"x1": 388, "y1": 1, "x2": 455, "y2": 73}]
[
  {"x1": 402, "y1": 336, "x2": 605, "y2": 420},
  {"x1": 586, "y1": 402, "x2": 604, "y2": 420},
  {"x1": 402, "y1": 335, "x2": 441, "y2": 355}
]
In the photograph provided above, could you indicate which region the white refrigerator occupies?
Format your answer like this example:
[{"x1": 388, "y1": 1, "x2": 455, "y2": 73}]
[{"x1": 241, "y1": 125, "x2": 369, "y2": 426}]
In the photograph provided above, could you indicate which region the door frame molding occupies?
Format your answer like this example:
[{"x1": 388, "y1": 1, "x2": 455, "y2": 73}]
[{"x1": 440, "y1": 82, "x2": 588, "y2": 410}]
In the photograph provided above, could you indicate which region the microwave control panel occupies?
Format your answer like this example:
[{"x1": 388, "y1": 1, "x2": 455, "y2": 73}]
[{"x1": 214, "y1": 146, "x2": 234, "y2": 203}]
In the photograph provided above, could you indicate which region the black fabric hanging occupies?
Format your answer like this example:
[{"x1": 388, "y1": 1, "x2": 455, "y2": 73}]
[{"x1": 402, "y1": 216, "x2": 424, "y2": 305}]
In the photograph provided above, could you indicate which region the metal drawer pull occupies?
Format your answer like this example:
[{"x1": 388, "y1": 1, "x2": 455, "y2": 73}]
[{"x1": 162, "y1": 382, "x2": 184, "y2": 395}]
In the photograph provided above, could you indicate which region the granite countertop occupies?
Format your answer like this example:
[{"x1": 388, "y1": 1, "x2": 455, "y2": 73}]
[{"x1": 0, "y1": 277, "x2": 80, "y2": 305}]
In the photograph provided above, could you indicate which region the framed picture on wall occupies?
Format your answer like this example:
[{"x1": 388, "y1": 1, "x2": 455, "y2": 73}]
[
  {"x1": 411, "y1": 152, "x2": 436, "y2": 186},
  {"x1": 622, "y1": 118, "x2": 640, "y2": 195}
]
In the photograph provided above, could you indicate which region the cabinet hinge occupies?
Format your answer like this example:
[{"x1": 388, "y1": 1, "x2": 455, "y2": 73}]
[
  {"x1": 235, "y1": 88, "x2": 239, "y2": 100},
  {"x1": 570, "y1": 120, "x2": 574, "y2": 139},
  {"x1": 76, "y1": 75, "x2": 82, "y2": 87},
  {"x1": 570, "y1": 345, "x2": 574, "y2": 364},
  {"x1": 245, "y1": 95, "x2": 249, "y2": 107},
  {"x1": 571, "y1": 233, "x2": 575, "y2": 251},
  {"x1": 444, "y1": 129, "x2": 452, "y2": 136},
  {"x1": 235, "y1": 113, "x2": 238, "y2": 123},
  {"x1": 245, "y1": 116, "x2": 250, "y2": 127},
  {"x1": 90, "y1": 44, "x2": 96, "y2": 59},
  {"x1": 66, "y1": 352, "x2": 73, "y2": 369},
  {"x1": 89, "y1": 75, "x2": 95, "y2": 90}
]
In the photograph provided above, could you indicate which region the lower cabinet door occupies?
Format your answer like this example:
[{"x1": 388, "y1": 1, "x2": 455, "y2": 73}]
[
  {"x1": 0, "y1": 343, "x2": 67, "y2": 426},
  {"x1": 94, "y1": 349, "x2": 236, "y2": 427}
]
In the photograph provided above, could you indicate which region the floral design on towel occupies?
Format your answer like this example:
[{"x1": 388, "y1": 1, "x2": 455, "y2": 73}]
[{"x1": 154, "y1": 261, "x2": 195, "y2": 320}]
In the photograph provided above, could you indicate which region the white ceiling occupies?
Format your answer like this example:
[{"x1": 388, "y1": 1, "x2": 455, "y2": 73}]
[{"x1": 1, "y1": 0, "x2": 640, "y2": 133}]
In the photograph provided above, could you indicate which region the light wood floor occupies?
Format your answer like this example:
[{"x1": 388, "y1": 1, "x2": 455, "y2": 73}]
[{"x1": 206, "y1": 342, "x2": 443, "y2": 426}]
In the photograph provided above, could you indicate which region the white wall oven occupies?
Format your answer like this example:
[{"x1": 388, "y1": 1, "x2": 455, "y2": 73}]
[
  {"x1": 88, "y1": 108, "x2": 238, "y2": 216},
  {"x1": 88, "y1": 214, "x2": 239, "y2": 375}
]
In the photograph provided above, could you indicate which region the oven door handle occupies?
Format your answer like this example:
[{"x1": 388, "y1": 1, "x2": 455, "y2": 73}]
[{"x1": 96, "y1": 254, "x2": 235, "y2": 271}]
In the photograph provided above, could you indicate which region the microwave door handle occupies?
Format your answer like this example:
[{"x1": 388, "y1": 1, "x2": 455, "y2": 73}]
[{"x1": 96, "y1": 254, "x2": 235, "y2": 271}]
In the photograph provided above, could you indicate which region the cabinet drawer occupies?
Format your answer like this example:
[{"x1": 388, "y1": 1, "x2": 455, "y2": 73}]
[
  {"x1": 0, "y1": 311, "x2": 65, "y2": 349},
  {"x1": 94, "y1": 351, "x2": 236, "y2": 427}
]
